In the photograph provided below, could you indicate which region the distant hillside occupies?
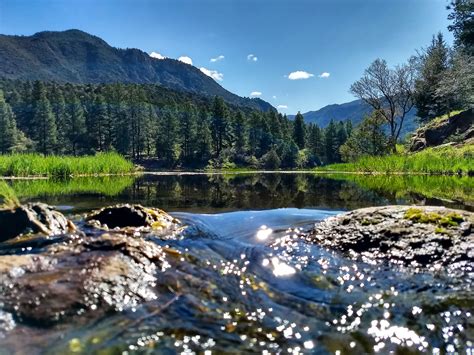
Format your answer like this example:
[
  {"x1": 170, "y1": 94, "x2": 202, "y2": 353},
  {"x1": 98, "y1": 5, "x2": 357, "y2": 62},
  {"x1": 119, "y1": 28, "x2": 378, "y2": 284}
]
[
  {"x1": 0, "y1": 29, "x2": 273, "y2": 112},
  {"x1": 290, "y1": 99, "x2": 419, "y2": 137}
]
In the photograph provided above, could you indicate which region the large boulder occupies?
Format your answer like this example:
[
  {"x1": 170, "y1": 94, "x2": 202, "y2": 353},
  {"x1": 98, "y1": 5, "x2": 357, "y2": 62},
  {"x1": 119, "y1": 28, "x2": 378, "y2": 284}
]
[
  {"x1": 307, "y1": 205, "x2": 473, "y2": 267},
  {"x1": 86, "y1": 204, "x2": 179, "y2": 231},
  {"x1": 0, "y1": 203, "x2": 75, "y2": 243},
  {"x1": 409, "y1": 109, "x2": 474, "y2": 152},
  {"x1": 0, "y1": 233, "x2": 172, "y2": 326}
]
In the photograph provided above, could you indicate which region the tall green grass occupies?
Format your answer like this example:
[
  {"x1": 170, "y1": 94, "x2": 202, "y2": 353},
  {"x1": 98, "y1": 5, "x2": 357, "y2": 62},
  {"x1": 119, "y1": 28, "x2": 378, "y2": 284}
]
[
  {"x1": 0, "y1": 180, "x2": 20, "y2": 208},
  {"x1": 0, "y1": 153, "x2": 134, "y2": 177},
  {"x1": 319, "y1": 145, "x2": 474, "y2": 175}
]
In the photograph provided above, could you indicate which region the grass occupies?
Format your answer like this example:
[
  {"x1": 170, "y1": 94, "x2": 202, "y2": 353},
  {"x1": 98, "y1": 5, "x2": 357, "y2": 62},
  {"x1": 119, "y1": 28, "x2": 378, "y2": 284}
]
[
  {"x1": 0, "y1": 152, "x2": 134, "y2": 177},
  {"x1": 0, "y1": 180, "x2": 20, "y2": 208},
  {"x1": 319, "y1": 145, "x2": 474, "y2": 175}
]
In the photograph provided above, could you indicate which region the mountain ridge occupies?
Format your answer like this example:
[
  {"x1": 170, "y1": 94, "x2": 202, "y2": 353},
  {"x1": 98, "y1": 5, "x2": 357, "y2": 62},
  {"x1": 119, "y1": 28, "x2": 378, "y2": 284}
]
[
  {"x1": 0, "y1": 29, "x2": 273, "y2": 112},
  {"x1": 289, "y1": 99, "x2": 418, "y2": 136}
]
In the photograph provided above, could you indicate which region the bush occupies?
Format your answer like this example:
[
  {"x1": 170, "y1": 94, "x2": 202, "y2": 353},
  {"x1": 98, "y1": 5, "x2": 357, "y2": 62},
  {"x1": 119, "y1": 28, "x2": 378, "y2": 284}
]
[{"x1": 260, "y1": 150, "x2": 281, "y2": 169}]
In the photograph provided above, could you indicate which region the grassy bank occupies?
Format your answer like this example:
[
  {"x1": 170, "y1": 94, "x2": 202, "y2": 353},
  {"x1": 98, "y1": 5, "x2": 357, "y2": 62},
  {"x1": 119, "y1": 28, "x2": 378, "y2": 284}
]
[
  {"x1": 0, "y1": 153, "x2": 134, "y2": 177},
  {"x1": 318, "y1": 145, "x2": 474, "y2": 175}
]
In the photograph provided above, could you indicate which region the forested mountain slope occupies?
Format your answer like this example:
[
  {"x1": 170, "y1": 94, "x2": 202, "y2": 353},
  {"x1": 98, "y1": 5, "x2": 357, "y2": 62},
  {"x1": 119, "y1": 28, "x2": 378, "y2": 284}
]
[{"x1": 0, "y1": 29, "x2": 273, "y2": 112}]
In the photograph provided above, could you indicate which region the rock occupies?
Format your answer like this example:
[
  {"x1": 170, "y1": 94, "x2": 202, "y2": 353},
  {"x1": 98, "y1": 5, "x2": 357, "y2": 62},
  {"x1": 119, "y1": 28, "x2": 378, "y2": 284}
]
[
  {"x1": 86, "y1": 204, "x2": 179, "y2": 231},
  {"x1": 0, "y1": 233, "x2": 172, "y2": 326},
  {"x1": 307, "y1": 205, "x2": 473, "y2": 267},
  {"x1": 0, "y1": 203, "x2": 75, "y2": 243},
  {"x1": 409, "y1": 109, "x2": 474, "y2": 152}
]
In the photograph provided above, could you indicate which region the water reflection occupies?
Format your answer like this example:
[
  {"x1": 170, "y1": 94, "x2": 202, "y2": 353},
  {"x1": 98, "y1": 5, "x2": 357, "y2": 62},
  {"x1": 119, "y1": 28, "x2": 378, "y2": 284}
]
[{"x1": 11, "y1": 172, "x2": 473, "y2": 213}]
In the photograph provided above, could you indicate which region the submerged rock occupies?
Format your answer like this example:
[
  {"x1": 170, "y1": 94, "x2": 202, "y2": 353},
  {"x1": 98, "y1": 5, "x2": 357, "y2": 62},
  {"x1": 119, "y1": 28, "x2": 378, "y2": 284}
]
[
  {"x1": 0, "y1": 203, "x2": 75, "y2": 243},
  {"x1": 86, "y1": 204, "x2": 179, "y2": 231},
  {"x1": 308, "y1": 205, "x2": 473, "y2": 267},
  {"x1": 0, "y1": 232, "x2": 171, "y2": 326}
]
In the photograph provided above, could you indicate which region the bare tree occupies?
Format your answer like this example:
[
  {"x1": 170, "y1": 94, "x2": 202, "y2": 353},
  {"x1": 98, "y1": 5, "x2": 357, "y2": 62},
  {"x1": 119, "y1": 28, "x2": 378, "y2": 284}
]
[{"x1": 350, "y1": 58, "x2": 416, "y2": 152}]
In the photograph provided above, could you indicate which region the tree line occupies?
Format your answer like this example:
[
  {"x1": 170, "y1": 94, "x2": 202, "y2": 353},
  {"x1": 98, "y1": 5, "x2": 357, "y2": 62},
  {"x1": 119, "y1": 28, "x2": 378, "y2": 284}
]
[
  {"x1": 0, "y1": 79, "x2": 353, "y2": 169},
  {"x1": 343, "y1": 0, "x2": 472, "y2": 160}
]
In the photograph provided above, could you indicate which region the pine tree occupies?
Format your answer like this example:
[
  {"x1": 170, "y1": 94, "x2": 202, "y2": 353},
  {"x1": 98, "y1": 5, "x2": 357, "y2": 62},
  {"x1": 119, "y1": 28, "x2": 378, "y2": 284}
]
[
  {"x1": 267, "y1": 111, "x2": 282, "y2": 141},
  {"x1": 248, "y1": 112, "x2": 261, "y2": 157},
  {"x1": 50, "y1": 86, "x2": 69, "y2": 153},
  {"x1": 180, "y1": 104, "x2": 198, "y2": 163},
  {"x1": 67, "y1": 95, "x2": 86, "y2": 155},
  {"x1": 281, "y1": 141, "x2": 299, "y2": 168},
  {"x1": 196, "y1": 110, "x2": 212, "y2": 165},
  {"x1": 292, "y1": 112, "x2": 306, "y2": 149},
  {"x1": 307, "y1": 124, "x2": 323, "y2": 160},
  {"x1": 156, "y1": 108, "x2": 180, "y2": 166},
  {"x1": 144, "y1": 104, "x2": 158, "y2": 157},
  {"x1": 233, "y1": 111, "x2": 248, "y2": 156},
  {"x1": 340, "y1": 111, "x2": 389, "y2": 162},
  {"x1": 0, "y1": 90, "x2": 19, "y2": 154},
  {"x1": 335, "y1": 122, "x2": 348, "y2": 162},
  {"x1": 89, "y1": 93, "x2": 109, "y2": 151},
  {"x1": 447, "y1": 0, "x2": 474, "y2": 55},
  {"x1": 32, "y1": 82, "x2": 57, "y2": 154},
  {"x1": 210, "y1": 97, "x2": 229, "y2": 157},
  {"x1": 415, "y1": 33, "x2": 451, "y2": 121},
  {"x1": 324, "y1": 120, "x2": 338, "y2": 164},
  {"x1": 345, "y1": 120, "x2": 353, "y2": 138}
]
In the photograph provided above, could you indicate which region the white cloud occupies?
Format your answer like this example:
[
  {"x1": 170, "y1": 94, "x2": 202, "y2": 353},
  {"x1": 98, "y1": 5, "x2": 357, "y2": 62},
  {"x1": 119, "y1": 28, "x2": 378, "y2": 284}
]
[
  {"x1": 247, "y1": 54, "x2": 258, "y2": 62},
  {"x1": 200, "y1": 67, "x2": 224, "y2": 81},
  {"x1": 277, "y1": 105, "x2": 288, "y2": 109},
  {"x1": 288, "y1": 71, "x2": 314, "y2": 80},
  {"x1": 250, "y1": 91, "x2": 262, "y2": 97},
  {"x1": 318, "y1": 72, "x2": 330, "y2": 78},
  {"x1": 272, "y1": 95, "x2": 277, "y2": 100},
  {"x1": 178, "y1": 56, "x2": 193, "y2": 65},
  {"x1": 149, "y1": 51, "x2": 165, "y2": 59},
  {"x1": 210, "y1": 55, "x2": 225, "y2": 63}
]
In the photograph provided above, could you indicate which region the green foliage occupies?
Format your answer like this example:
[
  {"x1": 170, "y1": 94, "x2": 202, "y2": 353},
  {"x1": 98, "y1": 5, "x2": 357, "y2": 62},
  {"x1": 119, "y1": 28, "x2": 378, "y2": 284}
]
[
  {"x1": 0, "y1": 90, "x2": 20, "y2": 154},
  {"x1": 292, "y1": 112, "x2": 306, "y2": 149},
  {"x1": 0, "y1": 152, "x2": 134, "y2": 177},
  {"x1": 415, "y1": 33, "x2": 452, "y2": 122},
  {"x1": 0, "y1": 180, "x2": 20, "y2": 208},
  {"x1": 260, "y1": 149, "x2": 281, "y2": 169},
  {"x1": 32, "y1": 82, "x2": 57, "y2": 154},
  {"x1": 320, "y1": 145, "x2": 474, "y2": 175},
  {"x1": 280, "y1": 141, "x2": 299, "y2": 169},
  {"x1": 324, "y1": 120, "x2": 339, "y2": 164},
  {"x1": 340, "y1": 111, "x2": 389, "y2": 162},
  {"x1": 447, "y1": 0, "x2": 474, "y2": 54}
]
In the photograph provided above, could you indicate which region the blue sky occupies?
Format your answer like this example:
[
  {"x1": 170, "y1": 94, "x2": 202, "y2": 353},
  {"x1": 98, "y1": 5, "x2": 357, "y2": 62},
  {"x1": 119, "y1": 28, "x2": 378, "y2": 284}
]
[{"x1": 0, "y1": 0, "x2": 453, "y2": 113}]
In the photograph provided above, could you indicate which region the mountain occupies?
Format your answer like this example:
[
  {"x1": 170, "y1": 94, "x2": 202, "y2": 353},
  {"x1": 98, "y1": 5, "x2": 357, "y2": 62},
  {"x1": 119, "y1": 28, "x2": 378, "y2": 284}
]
[
  {"x1": 290, "y1": 99, "x2": 419, "y2": 136},
  {"x1": 0, "y1": 29, "x2": 273, "y2": 112}
]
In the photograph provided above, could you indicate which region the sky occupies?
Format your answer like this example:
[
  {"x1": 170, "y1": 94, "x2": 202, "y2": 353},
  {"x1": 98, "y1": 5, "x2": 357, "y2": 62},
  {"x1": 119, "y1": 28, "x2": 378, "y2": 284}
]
[{"x1": 0, "y1": 0, "x2": 454, "y2": 113}]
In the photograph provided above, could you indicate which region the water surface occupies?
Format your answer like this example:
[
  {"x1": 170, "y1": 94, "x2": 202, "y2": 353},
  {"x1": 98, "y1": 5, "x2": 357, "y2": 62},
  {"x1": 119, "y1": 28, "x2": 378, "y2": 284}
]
[{"x1": 1, "y1": 173, "x2": 472, "y2": 353}]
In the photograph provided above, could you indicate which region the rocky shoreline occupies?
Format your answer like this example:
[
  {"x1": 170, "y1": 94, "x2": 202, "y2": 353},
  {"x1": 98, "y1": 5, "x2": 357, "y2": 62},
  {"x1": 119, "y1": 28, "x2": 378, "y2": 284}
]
[{"x1": 0, "y1": 202, "x2": 472, "y2": 352}]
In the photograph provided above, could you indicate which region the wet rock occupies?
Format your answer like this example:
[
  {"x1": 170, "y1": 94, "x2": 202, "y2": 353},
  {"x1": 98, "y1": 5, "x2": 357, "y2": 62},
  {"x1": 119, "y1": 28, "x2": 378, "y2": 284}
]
[
  {"x1": 0, "y1": 203, "x2": 75, "y2": 243},
  {"x1": 86, "y1": 204, "x2": 179, "y2": 231},
  {"x1": 0, "y1": 233, "x2": 172, "y2": 326},
  {"x1": 307, "y1": 205, "x2": 474, "y2": 267}
]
